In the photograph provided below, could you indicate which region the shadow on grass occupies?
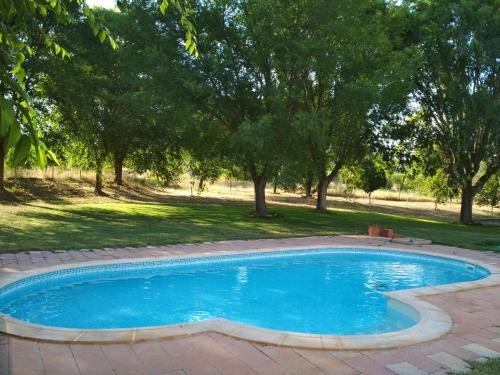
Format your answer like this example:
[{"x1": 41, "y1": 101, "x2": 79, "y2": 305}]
[
  {"x1": 2, "y1": 202, "x2": 499, "y2": 253},
  {"x1": 1, "y1": 178, "x2": 89, "y2": 204}
]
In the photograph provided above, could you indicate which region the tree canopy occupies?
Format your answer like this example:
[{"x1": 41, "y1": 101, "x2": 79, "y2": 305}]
[
  {"x1": 1, "y1": 0, "x2": 498, "y2": 224},
  {"x1": 408, "y1": 0, "x2": 499, "y2": 223}
]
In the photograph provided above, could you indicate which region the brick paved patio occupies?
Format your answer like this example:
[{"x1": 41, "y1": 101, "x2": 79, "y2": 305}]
[{"x1": 1, "y1": 236, "x2": 499, "y2": 375}]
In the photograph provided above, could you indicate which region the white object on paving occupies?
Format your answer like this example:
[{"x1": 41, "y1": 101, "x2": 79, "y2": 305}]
[
  {"x1": 386, "y1": 362, "x2": 428, "y2": 375},
  {"x1": 428, "y1": 352, "x2": 470, "y2": 373},
  {"x1": 462, "y1": 343, "x2": 500, "y2": 359},
  {"x1": 494, "y1": 338, "x2": 500, "y2": 344}
]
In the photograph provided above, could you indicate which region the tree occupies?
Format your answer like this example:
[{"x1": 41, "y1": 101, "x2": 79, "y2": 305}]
[
  {"x1": 291, "y1": 109, "x2": 367, "y2": 211},
  {"x1": 269, "y1": 162, "x2": 316, "y2": 197},
  {"x1": 352, "y1": 157, "x2": 388, "y2": 206},
  {"x1": 128, "y1": 143, "x2": 183, "y2": 186},
  {"x1": 183, "y1": 0, "x2": 290, "y2": 216},
  {"x1": 284, "y1": 0, "x2": 413, "y2": 211},
  {"x1": 0, "y1": 0, "x2": 117, "y2": 190},
  {"x1": 426, "y1": 168, "x2": 457, "y2": 211},
  {"x1": 182, "y1": 116, "x2": 227, "y2": 191},
  {"x1": 38, "y1": 12, "x2": 123, "y2": 194},
  {"x1": 40, "y1": 2, "x2": 188, "y2": 193},
  {"x1": 409, "y1": 0, "x2": 500, "y2": 224},
  {"x1": 475, "y1": 173, "x2": 500, "y2": 214},
  {"x1": 389, "y1": 173, "x2": 409, "y2": 201},
  {"x1": 116, "y1": 0, "x2": 205, "y2": 188},
  {"x1": 93, "y1": 6, "x2": 159, "y2": 185},
  {"x1": 181, "y1": 0, "x2": 413, "y2": 215},
  {"x1": 0, "y1": 0, "x2": 197, "y2": 191}
]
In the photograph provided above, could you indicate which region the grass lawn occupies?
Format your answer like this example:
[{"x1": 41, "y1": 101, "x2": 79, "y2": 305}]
[
  {"x1": 448, "y1": 358, "x2": 500, "y2": 375},
  {"x1": 1, "y1": 201, "x2": 499, "y2": 253}
]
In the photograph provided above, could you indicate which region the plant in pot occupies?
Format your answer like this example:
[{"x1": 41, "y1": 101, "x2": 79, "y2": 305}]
[
  {"x1": 380, "y1": 228, "x2": 394, "y2": 238},
  {"x1": 368, "y1": 224, "x2": 382, "y2": 236},
  {"x1": 367, "y1": 204, "x2": 381, "y2": 236},
  {"x1": 345, "y1": 157, "x2": 387, "y2": 237}
]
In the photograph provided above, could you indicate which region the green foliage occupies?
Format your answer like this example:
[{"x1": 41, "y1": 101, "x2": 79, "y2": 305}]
[
  {"x1": 37, "y1": 4, "x2": 189, "y2": 190},
  {"x1": 387, "y1": 173, "x2": 408, "y2": 194},
  {"x1": 409, "y1": 0, "x2": 500, "y2": 223},
  {"x1": 0, "y1": 0, "x2": 198, "y2": 189},
  {"x1": 40, "y1": 17, "x2": 112, "y2": 183},
  {"x1": 0, "y1": 98, "x2": 15, "y2": 138},
  {"x1": 181, "y1": 114, "x2": 228, "y2": 189},
  {"x1": 281, "y1": 0, "x2": 413, "y2": 209},
  {"x1": 187, "y1": 157, "x2": 221, "y2": 189},
  {"x1": 291, "y1": 108, "x2": 367, "y2": 184},
  {"x1": 228, "y1": 114, "x2": 286, "y2": 178},
  {"x1": 157, "y1": 0, "x2": 198, "y2": 57},
  {"x1": 182, "y1": 0, "x2": 296, "y2": 214},
  {"x1": 3, "y1": 0, "x2": 495, "y2": 228},
  {"x1": 128, "y1": 144, "x2": 183, "y2": 186},
  {"x1": 271, "y1": 163, "x2": 316, "y2": 194},
  {"x1": 0, "y1": 0, "x2": 116, "y2": 174},
  {"x1": 426, "y1": 169, "x2": 457, "y2": 208},
  {"x1": 60, "y1": 140, "x2": 98, "y2": 170},
  {"x1": 181, "y1": 0, "x2": 414, "y2": 213},
  {"x1": 353, "y1": 158, "x2": 388, "y2": 196},
  {"x1": 475, "y1": 174, "x2": 500, "y2": 211}
]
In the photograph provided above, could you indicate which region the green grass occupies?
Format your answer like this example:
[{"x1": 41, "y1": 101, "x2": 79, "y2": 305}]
[
  {"x1": 448, "y1": 358, "x2": 500, "y2": 375},
  {"x1": 0, "y1": 202, "x2": 499, "y2": 253}
]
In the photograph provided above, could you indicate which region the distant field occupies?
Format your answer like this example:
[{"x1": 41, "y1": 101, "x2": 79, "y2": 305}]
[{"x1": 1, "y1": 201, "x2": 498, "y2": 253}]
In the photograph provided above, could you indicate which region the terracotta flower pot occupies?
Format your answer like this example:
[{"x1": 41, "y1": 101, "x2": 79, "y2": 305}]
[
  {"x1": 368, "y1": 225, "x2": 382, "y2": 236},
  {"x1": 381, "y1": 229, "x2": 394, "y2": 238}
]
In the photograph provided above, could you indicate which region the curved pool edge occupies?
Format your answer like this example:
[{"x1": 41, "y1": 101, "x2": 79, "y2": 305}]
[{"x1": 1, "y1": 245, "x2": 499, "y2": 350}]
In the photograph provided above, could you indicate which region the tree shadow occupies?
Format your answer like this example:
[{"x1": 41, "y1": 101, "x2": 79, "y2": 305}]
[{"x1": 1, "y1": 178, "x2": 89, "y2": 204}]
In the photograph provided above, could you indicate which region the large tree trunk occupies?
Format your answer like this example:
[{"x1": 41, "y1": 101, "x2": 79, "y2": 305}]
[
  {"x1": 316, "y1": 163, "x2": 343, "y2": 212},
  {"x1": 253, "y1": 175, "x2": 267, "y2": 216},
  {"x1": 316, "y1": 178, "x2": 329, "y2": 211},
  {"x1": 95, "y1": 160, "x2": 104, "y2": 196},
  {"x1": 459, "y1": 180, "x2": 474, "y2": 224},
  {"x1": 0, "y1": 140, "x2": 5, "y2": 191},
  {"x1": 315, "y1": 162, "x2": 344, "y2": 212},
  {"x1": 459, "y1": 162, "x2": 499, "y2": 224},
  {"x1": 114, "y1": 155, "x2": 124, "y2": 185}
]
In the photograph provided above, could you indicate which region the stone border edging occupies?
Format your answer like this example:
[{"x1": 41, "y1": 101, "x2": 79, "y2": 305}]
[{"x1": 0, "y1": 244, "x2": 499, "y2": 350}]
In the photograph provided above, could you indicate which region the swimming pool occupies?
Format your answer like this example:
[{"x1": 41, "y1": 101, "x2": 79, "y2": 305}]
[{"x1": 0, "y1": 248, "x2": 489, "y2": 337}]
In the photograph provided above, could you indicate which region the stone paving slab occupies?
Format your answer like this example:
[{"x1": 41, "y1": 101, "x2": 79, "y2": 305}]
[
  {"x1": 427, "y1": 352, "x2": 470, "y2": 373},
  {"x1": 462, "y1": 343, "x2": 500, "y2": 359},
  {"x1": 387, "y1": 362, "x2": 428, "y2": 375},
  {"x1": 1, "y1": 236, "x2": 500, "y2": 375}
]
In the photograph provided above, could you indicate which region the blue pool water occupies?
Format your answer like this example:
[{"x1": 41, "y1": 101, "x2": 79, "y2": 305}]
[{"x1": 0, "y1": 249, "x2": 489, "y2": 335}]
